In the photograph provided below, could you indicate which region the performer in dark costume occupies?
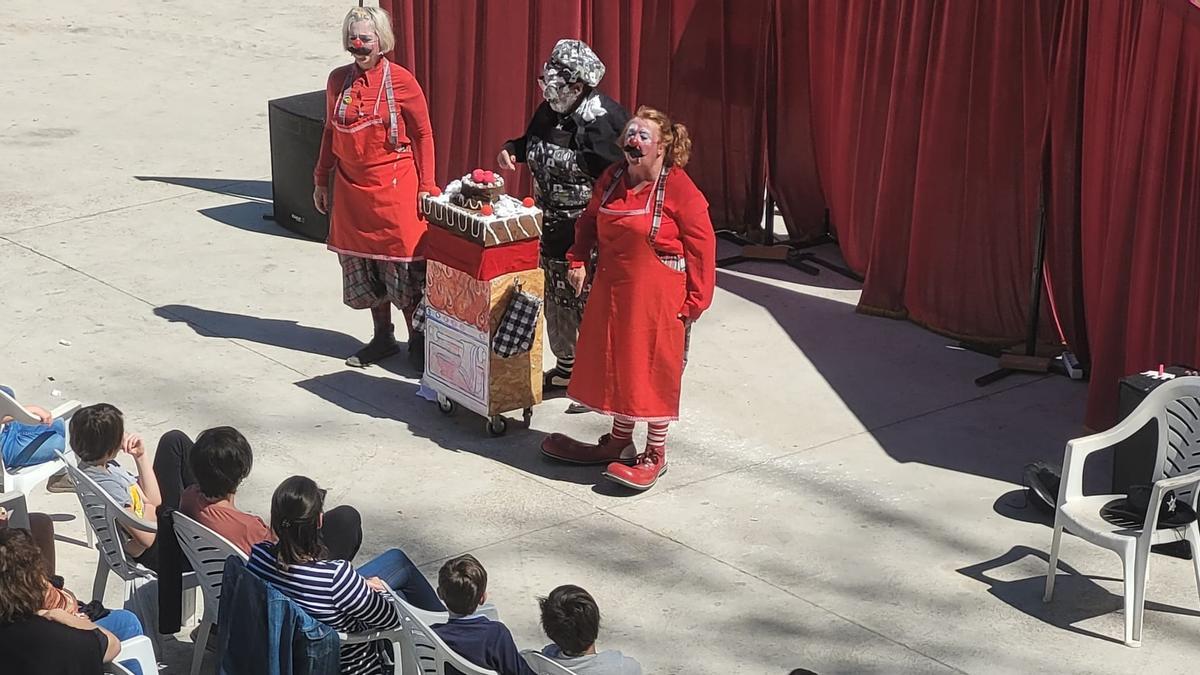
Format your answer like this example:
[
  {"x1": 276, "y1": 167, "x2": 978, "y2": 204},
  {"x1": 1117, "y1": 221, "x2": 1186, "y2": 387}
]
[{"x1": 497, "y1": 39, "x2": 629, "y2": 399}]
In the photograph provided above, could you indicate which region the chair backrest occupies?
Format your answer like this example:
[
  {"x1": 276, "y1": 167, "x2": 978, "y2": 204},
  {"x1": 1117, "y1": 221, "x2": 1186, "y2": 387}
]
[
  {"x1": 521, "y1": 650, "x2": 577, "y2": 675},
  {"x1": 388, "y1": 592, "x2": 498, "y2": 675},
  {"x1": 172, "y1": 511, "x2": 247, "y2": 619},
  {"x1": 1148, "y1": 378, "x2": 1200, "y2": 505},
  {"x1": 57, "y1": 452, "x2": 155, "y2": 583}
]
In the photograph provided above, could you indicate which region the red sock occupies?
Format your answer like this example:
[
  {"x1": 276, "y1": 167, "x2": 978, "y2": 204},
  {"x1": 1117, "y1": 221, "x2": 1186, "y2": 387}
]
[{"x1": 611, "y1": 416, "x2": 635, "y2": 444}]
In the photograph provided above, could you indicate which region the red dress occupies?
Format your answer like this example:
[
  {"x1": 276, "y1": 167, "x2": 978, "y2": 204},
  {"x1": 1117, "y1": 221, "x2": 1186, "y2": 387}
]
[
  {"x1": 314, "y1": 58, "x2": 436, "y2": 262},
  {"x1": 565, "y1": 165, "x2": 717, "y2": 421}
]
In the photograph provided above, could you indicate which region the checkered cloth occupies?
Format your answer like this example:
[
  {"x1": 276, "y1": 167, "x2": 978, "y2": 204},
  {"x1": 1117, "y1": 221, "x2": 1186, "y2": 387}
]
[
  {"x1": 411, "y1": 300, "x2": 426, "y2": 332},
  {"x1": 493, "y1": 289, "x2": 543, "y2": 357}
]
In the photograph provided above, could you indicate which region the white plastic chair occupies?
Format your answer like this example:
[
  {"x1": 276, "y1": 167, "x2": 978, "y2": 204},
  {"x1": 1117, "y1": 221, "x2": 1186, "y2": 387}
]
[
  {"x1": 103, "y1": 635, "x2": 158, "y2": 674},
  {"x1": 1044, "y1": 376, "x2": 1200, "y2": 646},
  {"x1": 172, "y1": 512, "x2": 246, "y2": 675},
  {"x1": 521, "y1": 649, "x2": 577, "y2": 675},
  {"x1": 0, "y1": 390, "x2": 80, "y2": 494},
  {"x1": 57, "y1": 452, "x2": 197, "y2": 654},
  {"x1": 386, "y1": 590, "x2": 498, "y2": 675}
]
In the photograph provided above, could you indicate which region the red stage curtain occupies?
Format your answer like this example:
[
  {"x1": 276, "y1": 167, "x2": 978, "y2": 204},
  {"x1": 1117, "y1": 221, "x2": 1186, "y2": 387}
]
[
  {"x1": 1079, "y1": 0, "x2": 1200, "y2": 427},
  {"x1": 384, "y1": 0, "x2": 767, "y2": 232},
  {"x1": 790, "y1": 0, "x2": 1063, "y2": 343}
]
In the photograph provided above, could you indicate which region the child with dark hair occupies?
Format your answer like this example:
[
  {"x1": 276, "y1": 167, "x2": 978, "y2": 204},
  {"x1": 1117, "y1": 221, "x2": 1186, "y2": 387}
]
[
  {"x1": 432, "y1": 555, "x2": 535, "y2": 675},
  {"x1": 246, "y1": 475, "x2": 442, "y2": 675},
  {"x1": 70, "y1": 404, "x2": 196, "y2": 570},
  {"x1": 538, "y1": 585, "x2": 640, "y2": 674},
  {"x1": 179, "y1": 427, "x2": 363, "y2": 558}
]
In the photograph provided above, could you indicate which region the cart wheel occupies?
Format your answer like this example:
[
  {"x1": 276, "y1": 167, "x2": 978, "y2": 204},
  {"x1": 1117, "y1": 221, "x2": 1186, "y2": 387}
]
[
  {"x1": 487, "y1": 416, "x2": 508, "y2": 436},
  {"x1": 437, "y1": 395, "x2": 455, "y2": 415},
  {"x1": 522, "y1": 408, "x2": 533, "y2": 425}
]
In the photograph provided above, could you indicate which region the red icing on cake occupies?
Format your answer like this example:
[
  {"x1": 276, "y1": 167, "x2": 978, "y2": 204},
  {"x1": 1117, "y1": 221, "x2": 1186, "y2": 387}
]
[
  {"x1": 480, "y1": 204, "x2": 494, "y2": 216},
  {"x1": 522, "y1": 197, "x2": 535, "y2": 207}
]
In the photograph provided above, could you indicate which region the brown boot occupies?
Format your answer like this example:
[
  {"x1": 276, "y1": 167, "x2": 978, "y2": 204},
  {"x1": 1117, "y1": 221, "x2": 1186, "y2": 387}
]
[
  {"x1": 603, "y1": 446, "x2": 668, "y2": 491},
  {"x1": 541, "y1": 433, "x2": 638, "y2": 465}
]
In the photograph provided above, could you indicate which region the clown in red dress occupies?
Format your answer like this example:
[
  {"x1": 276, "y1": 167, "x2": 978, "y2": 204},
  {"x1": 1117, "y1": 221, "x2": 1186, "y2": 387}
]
[
  {"x1": 313, "y1": 6, "x2": 436, "y2": 369},
  {"x1": 541, "y1": 107, "x2": 716, "y2": 490}
]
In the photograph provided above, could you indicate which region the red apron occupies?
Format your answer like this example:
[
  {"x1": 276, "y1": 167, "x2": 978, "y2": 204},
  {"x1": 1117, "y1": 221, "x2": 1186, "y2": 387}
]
[
  {"x1": 328, "y1": 60, "x2": 426, "y2": 262},
  {"x1": 568, "y1": 165, "x2": 688, "y2": 421}
]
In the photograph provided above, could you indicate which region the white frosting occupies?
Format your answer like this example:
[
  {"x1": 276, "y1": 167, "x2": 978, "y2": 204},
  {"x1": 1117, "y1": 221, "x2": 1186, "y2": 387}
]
[{"x1": 422, "y1": 180, "x2": 542, "y2": 246}]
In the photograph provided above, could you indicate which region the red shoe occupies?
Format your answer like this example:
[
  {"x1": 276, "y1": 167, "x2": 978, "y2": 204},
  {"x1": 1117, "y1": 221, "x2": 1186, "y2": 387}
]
[
  {"x1": 603, "y1": 447, "x2": 668, "y2": 491},
  {"x1": 541, "y1": 433, "x2": 638, "y2": 465}
]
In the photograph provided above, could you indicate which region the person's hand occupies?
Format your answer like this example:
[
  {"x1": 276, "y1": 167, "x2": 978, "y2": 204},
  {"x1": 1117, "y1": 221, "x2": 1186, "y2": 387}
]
[
  {"x1": 567, "y1": 266, "x2": 587, "y2": 297},
  {"x1": 418, "y1": 191, "x2": 430, "y2": 202},
  {"x1": 313, "y1": 185, "x2": 330, "y2": 214},
  {"x1": 121, "y1": 433, "x2": 146, "y2": 459},
  {"x1": 24, "y1": 405, "x2": 52, "y2": 424},
  {"x1": 677, "y1": 312, "x2": 694, "y2": 327},
  {"x1": 497, "y1": 147, "x2": 517, "y2": 171},
  {"x1": 365, "y1": 576, "x2": 388, "y2": 592}
]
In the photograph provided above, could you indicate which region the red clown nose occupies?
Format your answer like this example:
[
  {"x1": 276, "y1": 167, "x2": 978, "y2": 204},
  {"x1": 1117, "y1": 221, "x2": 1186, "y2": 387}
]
[{"x1": 352, "y1": 38, "x2": 364, "y2": 49}]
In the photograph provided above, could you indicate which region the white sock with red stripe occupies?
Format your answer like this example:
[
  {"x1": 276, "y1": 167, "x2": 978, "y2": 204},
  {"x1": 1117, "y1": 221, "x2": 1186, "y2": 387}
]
[
  {"x1": 610, "y1": 416, "x2": 635, "y2": 444},
  {"x1": 647, "y1": 422, "x2": 670, "y2": 452}
]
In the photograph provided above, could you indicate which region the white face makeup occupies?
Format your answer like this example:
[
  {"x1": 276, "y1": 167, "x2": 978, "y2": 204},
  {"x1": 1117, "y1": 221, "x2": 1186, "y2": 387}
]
[
  {"x1": 539, "y1": 63, "x2": 582, "y2": 113},
  {"x1": 347, "y1": 20, "x2": 380, "y2": 67},
  {"x1": 623, "y1": 119, "x2": 662, "y2": 166}
]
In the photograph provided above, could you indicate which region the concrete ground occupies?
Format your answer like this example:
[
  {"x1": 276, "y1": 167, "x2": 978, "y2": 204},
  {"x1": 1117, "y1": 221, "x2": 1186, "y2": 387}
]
[{"x1": 3, "y1": 2, "x2": 1199, "y2": 673}]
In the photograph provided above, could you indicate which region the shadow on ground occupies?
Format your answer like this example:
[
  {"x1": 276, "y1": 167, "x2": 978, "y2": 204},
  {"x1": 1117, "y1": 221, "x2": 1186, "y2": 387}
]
[{"x1": 135, "y1": 176, "x2": 309, "y2": 240}]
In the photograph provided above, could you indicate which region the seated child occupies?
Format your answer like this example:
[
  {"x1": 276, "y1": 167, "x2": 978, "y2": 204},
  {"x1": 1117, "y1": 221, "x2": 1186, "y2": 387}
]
[
  {"x1": 69, "y1": 404, "x2": 195, "y2": 570},
  {"x1": 539, "y1": 585, "x2": 641, "y2": 675},
  {"x1": 432, "y1": 555, "x2": 534, "y2": 675},
  {"x1": 178, "y1": 426, "x2": 363, "y2": 560}
]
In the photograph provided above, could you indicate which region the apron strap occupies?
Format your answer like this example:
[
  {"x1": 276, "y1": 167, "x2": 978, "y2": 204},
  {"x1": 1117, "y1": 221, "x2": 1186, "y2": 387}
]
[
  {"x1": 648, "y1": 165, "x2": 670, "y2": 244},
  {"x1": 333, "y1": 67, "x2": 357, "y2": 122},
  {"x1": 382, "y1": 61, "x2": 398, "y2": 150},
  {"x1": 599, "y1": 165, "x2": 625, "y2": 204},
  {"x1": 333, "y1": 61, "x2": 400, "y2": 151}
]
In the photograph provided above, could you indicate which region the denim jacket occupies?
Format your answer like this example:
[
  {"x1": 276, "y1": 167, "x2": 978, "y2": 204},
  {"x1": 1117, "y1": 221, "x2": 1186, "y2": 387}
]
[{"x1": 216, "y1": 557, "x2": 340, "y2": 675}]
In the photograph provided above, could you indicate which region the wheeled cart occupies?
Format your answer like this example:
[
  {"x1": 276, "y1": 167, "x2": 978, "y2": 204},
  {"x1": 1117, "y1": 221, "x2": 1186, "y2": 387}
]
[{"x1": 419, "y1": 175, "x2": 545, "y2": 436}]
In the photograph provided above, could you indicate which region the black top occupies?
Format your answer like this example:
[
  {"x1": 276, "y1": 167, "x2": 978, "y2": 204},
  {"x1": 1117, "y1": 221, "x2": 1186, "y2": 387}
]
[
  {"x1": 506, "y1": 90, "x2": 630, "y2": 258},
  {"x1": 0, "y1": 616, "x2": 106, "y2": 675}
]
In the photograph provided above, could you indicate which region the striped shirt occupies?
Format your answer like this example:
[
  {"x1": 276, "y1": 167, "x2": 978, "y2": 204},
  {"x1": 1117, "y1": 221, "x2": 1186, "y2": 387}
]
[{"x1": 247, "y1": 542, "x2": 400, "y2": 675}]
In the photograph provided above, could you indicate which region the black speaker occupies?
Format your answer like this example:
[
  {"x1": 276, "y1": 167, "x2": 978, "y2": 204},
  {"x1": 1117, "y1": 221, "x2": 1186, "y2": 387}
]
[
  {"x1": 1112, "y1": 365, "x2": 1198, "y2": 494},
  {"x1": 268, "y1": 91, "x2": 330, "y2": 242}
]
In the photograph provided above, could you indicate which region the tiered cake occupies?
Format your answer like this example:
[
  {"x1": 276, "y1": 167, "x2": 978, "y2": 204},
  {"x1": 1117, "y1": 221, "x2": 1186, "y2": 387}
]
[
  {"x1": 420, "y1": 169, "x2": 543, "y2": 247},
  {"x1": 420, "y1": 169, "x2": 544, "y2": 425}
]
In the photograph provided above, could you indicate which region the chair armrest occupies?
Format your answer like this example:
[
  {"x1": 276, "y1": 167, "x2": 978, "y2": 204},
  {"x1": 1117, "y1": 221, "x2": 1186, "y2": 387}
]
[
  {"x1": 381, "y1": 585, "x2": 451, "y2": 624},
  {"x1": 338, "y1": 627, "x2": 406, "y2": 644},
  {"x1": 1141, "y1": 470, "x2": 1200, "y2": 532},
  {"x1": 50, "y1": 400, "x2": 82, "y2": 420},
  {"x1": 112, "y1": 508, "x2": 158, "y2": 534}
]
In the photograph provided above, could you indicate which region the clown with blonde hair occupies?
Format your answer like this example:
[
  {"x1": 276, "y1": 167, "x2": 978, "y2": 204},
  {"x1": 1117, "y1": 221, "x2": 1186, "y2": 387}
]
[{"x1": 314, "y1": 5, "x2": 437, "y2": 369}]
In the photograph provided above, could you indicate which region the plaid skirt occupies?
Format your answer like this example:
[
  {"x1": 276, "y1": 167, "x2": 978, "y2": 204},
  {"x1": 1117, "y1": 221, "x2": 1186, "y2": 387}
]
[{"x1": 339, "y1": 255, "x2": 425, "y2": 312}]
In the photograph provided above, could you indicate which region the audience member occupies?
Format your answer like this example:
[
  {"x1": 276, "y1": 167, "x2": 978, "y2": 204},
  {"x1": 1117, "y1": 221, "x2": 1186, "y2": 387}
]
[
  {"x1": 0, "y1": 385, "x2": 72, "y2": 491},
  {"x1": 246, "y1": 475, "x2": 442, "y2": 675},
  {"x1": 69, "y1": 404, "x2": 195, "y2": 570},
  {"x1": 0, "y1": 528, "x2": 131, "y2": 675},
  {"x1": 432, "y1": 554, "x2": 534, "y2": 675},
  {"x1": 539, "y1": 585, "x2": 640, "y2": 674},
  {"x1": 179, "y1": 426, "x2": 363, "y2": 559}
]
